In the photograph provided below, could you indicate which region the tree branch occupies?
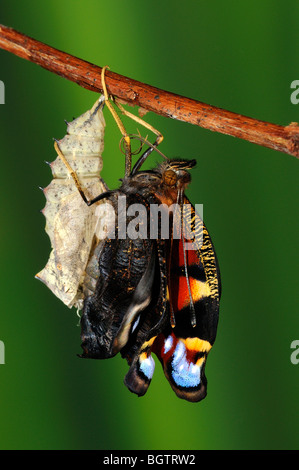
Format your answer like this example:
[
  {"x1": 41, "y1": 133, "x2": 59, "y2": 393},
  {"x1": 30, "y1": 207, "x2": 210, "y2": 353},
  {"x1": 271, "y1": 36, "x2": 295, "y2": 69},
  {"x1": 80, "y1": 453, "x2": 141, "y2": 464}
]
[{"x1": 0, "y1": 24, "x2": 298, "y2": 159}]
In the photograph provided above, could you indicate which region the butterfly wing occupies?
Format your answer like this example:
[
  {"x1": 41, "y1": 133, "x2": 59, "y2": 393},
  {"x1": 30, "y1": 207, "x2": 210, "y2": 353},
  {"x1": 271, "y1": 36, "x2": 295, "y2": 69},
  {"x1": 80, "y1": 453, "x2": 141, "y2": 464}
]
[
  {"x1": 153, "y1": 198, "x2": 221, "y2": 402},
  {"x1": 122, "y1": 220, "x2": 169, "y2": 397},
  {"x1": 80, "y1": 192, "x2": 160, "y2": 359}
]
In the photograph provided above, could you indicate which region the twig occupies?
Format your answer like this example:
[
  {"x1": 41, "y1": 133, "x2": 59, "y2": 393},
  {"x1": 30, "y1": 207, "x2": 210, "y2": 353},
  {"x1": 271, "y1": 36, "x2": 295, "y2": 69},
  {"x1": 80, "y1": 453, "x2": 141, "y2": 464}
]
[{"x1": 0, "y1": 24, "x2": 298, "y2": 159}]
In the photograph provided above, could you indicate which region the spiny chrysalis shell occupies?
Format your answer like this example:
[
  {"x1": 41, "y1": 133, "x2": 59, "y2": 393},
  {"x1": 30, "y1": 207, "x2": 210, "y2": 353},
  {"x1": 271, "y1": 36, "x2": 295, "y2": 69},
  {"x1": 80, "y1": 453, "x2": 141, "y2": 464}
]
[{"x1": 36, "y1": 97, "x2": 110, "y2": 309}]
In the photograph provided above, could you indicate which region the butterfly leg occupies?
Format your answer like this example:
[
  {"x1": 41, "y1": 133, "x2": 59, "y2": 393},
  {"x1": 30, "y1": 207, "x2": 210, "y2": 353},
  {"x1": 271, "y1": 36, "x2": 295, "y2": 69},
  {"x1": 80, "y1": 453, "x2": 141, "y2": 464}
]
[
  {"x1": 101, "y1": 66, "x2": 132, "y2": 177},
  {"x1": 101, "y1": 66, "x2": 164, "y2": 176},
  {"x1": 54, "y1": 140, "x2": 113, "y2": 206},
  {"x1": 113, "y1": 99, "x2": 164, "y2": 175}
]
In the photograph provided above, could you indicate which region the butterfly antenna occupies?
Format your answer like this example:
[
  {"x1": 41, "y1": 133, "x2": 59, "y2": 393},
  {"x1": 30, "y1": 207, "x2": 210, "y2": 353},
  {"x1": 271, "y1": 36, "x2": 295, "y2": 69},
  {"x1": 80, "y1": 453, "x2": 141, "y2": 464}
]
[
  {"x1": 180, "y1": 190, "x2": 197, "y2": 328},
  {"x1": 168, "y1": 205, "x2": 176, "y2": 329},
  {"x1": 168, "y1": 189, "x2": 182, "y2": 328}
]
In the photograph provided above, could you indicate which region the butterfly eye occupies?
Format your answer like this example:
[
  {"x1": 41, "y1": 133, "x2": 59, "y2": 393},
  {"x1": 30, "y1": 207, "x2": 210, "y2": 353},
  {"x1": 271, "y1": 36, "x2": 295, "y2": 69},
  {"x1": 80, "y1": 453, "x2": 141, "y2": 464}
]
[{"x1": 163, "y1": 169, "x2": 177, "y2": 187}]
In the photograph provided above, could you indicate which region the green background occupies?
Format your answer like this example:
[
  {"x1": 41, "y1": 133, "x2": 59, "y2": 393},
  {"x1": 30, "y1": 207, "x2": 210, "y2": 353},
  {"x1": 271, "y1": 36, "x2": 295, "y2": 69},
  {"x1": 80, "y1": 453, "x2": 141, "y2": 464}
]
[{"x1": 0, "y1": 0, "x2": 298, "y2": 450}]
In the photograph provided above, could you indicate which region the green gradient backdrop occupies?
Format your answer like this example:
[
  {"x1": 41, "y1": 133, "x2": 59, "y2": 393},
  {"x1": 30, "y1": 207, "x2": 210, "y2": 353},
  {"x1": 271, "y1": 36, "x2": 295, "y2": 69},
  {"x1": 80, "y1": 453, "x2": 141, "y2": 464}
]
[{"x1": 0, "y1": 0, "x2": 298, "y2": 450}]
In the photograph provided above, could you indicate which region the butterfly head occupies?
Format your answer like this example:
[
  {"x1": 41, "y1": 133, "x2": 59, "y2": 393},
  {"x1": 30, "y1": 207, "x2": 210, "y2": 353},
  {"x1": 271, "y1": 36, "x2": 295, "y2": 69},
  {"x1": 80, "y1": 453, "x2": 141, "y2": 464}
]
[{"x1": 161, "y1": 159, "x2": 197, "y2": 190}]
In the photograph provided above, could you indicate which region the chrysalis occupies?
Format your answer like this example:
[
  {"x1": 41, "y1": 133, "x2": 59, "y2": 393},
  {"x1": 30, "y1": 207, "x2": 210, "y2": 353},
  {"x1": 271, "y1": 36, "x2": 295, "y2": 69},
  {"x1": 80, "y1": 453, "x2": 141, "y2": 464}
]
[{"x1": 36, "y1": 97, "x2": 111, "y2": 309}]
